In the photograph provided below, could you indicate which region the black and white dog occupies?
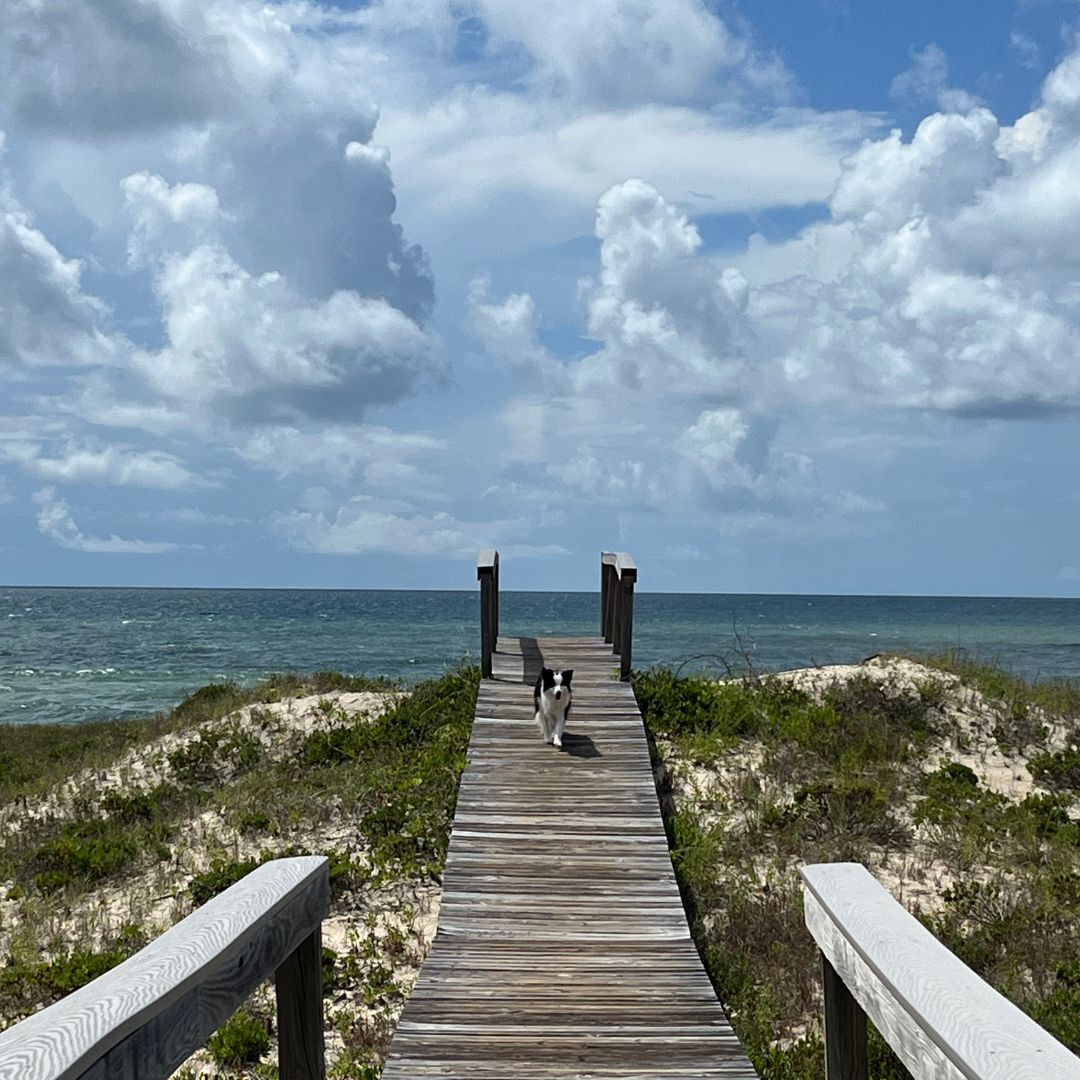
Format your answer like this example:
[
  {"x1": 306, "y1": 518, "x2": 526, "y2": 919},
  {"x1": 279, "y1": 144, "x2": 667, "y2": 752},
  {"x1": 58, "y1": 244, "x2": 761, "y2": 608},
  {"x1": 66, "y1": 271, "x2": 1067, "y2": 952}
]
[{"x1": 534, "y1": 667, "x2": 573, "y2": 748}]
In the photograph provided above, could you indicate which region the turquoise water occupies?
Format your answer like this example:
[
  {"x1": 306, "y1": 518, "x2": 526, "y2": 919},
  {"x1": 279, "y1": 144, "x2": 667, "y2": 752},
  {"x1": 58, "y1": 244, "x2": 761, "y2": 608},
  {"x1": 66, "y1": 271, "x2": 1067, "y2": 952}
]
[{"x1": 2, "y1": 588, "x2": 1080, "y2": 724}]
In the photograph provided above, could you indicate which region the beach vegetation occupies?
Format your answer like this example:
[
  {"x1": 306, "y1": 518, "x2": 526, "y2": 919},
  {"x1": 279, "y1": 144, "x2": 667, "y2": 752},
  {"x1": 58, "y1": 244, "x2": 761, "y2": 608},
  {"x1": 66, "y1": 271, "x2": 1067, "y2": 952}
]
[
  {"x1": 913, "y1": 648, "x2": 1080, "y2": 750},
  {"x1": 207, "y1": 1006, "x2": 272, "y2": 1067},
  {"x1": 0, "y1": 717, "x2": 180, "y2": 805},
  {"x1": 636, "y1": 655, "x2": 1080, "y2": 1079},
  {"x1": 0, "y1": 922, "x2": 146, "y2": 1020},
  {"x1": 0, "y1": 663, "x2": 476, "y2": 1079},
  {"x1": 296, "y1": 662, "x2": 477, "y2": 878},
  {"x1": 167, "y1": 723, "x2": 262, "y2": 787},
  {"x1": 0, "y1": 670, "x2": 398, "y2": 808},
  {"x1": 26, "y1": 785, "x2": 179, "y2": 892},
  {"x1": 1028, "y1": 744, "x2": 1080, "y2": 792}
]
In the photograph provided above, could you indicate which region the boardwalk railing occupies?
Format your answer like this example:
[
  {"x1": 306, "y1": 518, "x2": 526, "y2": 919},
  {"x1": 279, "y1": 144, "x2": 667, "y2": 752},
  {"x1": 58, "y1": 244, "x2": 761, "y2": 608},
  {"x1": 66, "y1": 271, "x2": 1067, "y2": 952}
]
[
  {"x1": 802, "y1": 862, "x2": 1080, "y2": 1080},
  {"x1": 601, "y1": 551, "x2": 636, "y2": 680},
  {"x1": 477, "y1": 548, "x2": 499, "y2": 678},
  {"x1": 0, "y1": 855, "x2": 330, "y2": 1080},
  {"x1": 479, "y1": 550, "x2": 637, "y2": 681}
]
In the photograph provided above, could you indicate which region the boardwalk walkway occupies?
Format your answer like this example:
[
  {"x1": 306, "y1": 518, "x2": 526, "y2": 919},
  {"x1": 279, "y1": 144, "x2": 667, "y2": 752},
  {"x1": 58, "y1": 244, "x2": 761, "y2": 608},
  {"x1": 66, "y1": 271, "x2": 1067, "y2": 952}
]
[{"x1": 381, "y1": 636, "x2": 758, "y2": 1079}]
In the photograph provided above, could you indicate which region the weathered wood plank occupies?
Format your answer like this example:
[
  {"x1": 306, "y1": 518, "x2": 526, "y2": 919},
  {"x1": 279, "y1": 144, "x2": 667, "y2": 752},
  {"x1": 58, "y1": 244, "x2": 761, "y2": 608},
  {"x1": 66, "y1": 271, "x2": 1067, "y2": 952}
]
[
  {"x1": 381, "y1": 637, "x2": 757, "y2": 1079},
  {"x1": 0, "y1": 856, "x2": 330, "y2": 1080}
]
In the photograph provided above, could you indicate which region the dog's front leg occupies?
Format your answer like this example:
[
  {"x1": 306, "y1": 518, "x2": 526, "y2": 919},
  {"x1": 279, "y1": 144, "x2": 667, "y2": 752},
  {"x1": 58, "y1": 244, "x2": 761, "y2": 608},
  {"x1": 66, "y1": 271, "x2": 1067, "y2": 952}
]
[{"x1": 552, "y1": 712, "x2": 565, "y2": 749}]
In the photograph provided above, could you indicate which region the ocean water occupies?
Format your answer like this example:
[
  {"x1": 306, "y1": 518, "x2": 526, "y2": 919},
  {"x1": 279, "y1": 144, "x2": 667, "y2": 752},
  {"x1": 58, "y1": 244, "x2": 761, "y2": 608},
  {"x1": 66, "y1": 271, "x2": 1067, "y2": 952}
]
[{"x1": 2, "y1": 588, "x2": 1080, "y2": 725}]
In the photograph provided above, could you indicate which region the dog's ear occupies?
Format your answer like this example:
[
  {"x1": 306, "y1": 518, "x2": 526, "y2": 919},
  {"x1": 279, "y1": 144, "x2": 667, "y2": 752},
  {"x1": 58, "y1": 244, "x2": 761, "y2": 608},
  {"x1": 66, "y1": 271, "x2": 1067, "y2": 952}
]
[
  {"x1": 562, "y1": 669, "x2": 573, "y2": 686},
  {"x1": 541, "y1": 667, "x2": 555, "y2": 689}
]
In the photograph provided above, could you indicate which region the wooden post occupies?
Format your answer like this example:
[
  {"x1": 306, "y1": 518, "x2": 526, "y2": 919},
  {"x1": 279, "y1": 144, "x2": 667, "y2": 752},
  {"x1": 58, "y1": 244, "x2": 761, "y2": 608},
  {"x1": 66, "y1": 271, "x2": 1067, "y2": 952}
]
[
  {"x1": 276, "y1": 926, "x2": 326, "y2": 1080},
  {"x1": 822, "y1": 952, "x2": 867, "y2": 1080},
  {"x1": 477, "y1": 549, "x2": 499, "y2": 679},
  {"x1": 612, "y1": 567, "x2": 623, "y2": 657},
  {"x1": 616, "y1": 554, "x2": 636, "y2": 680},
  {"x1": 601, "y1": 553, "x2": 616, "y2": 641},
  {"x1": 493, "y1": 548, "x2": 500, "y2": 647}
]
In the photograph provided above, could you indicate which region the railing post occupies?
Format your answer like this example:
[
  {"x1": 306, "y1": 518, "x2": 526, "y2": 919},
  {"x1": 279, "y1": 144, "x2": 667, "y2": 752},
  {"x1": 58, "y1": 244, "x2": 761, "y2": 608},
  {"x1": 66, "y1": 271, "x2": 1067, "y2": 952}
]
[
  {"x1": 601, "y1": 552, "x2": 616, "y2": 641},
  {"x1": 822, "y1": 952, "x2": 867, "y2": 1080},
  {"x1": 612, "y1": 568, "x2": 623, "y2": 657},
  {"x1": 477, "y1": 549, "x2": 499, "y2": 679},
  {"x1": 276, "y1": 925, "x2": 326, "y2": 1080},
  {"x1": 616, "y1": 554, "x2": 636, "y2": 680}
]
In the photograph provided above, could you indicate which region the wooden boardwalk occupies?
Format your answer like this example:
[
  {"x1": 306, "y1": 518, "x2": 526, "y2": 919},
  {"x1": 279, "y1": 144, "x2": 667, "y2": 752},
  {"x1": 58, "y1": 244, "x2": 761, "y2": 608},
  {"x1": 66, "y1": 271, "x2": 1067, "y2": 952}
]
[{"x1": 381, "y1": 636, "x2": 758, "y2": 1079}]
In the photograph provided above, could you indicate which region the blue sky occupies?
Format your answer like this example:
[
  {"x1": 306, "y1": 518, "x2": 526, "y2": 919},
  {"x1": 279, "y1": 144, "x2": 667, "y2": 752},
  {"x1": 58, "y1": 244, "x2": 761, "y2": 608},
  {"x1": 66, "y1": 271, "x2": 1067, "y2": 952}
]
[{"x1": 5, "y1": 0, "x2": 1080, "y2": 594}]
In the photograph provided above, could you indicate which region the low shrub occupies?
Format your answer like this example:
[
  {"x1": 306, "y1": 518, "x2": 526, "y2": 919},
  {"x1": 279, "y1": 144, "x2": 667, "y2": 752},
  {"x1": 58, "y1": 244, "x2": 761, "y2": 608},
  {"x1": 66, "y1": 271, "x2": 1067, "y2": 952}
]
[
  {"x1": 188, "y1": 856, "x2": 260, "y2": 906},
  {"x1": 32, "y1": 820, "x2": 141, "y2": 892},
  {"x1": 168, "y1": 725, "x2": 261, "y2": 788},
  {"x1": 1030, "y1": 746, "x2": 1080, "y2": 792},
  {"x1": 298, "y1": 663, "x2": 478, "y2": 877},
  {"x1": 207, "y1": 1007, "x2": 270, "y2": 1067},
  {"x1": 0, "y1": 924, "x2": 145, "y2": 1021}
]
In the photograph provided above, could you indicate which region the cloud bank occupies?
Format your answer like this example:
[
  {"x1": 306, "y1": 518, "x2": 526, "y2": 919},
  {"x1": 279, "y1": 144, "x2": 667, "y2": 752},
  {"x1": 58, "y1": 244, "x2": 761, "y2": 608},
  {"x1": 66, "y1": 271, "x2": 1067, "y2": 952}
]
[
  {"x1": 4, "y1": 0, "x2": 1080, "y2": 585},
  {"x1": 469, "y1": 36, "x2": 1080, "y2": 539}
]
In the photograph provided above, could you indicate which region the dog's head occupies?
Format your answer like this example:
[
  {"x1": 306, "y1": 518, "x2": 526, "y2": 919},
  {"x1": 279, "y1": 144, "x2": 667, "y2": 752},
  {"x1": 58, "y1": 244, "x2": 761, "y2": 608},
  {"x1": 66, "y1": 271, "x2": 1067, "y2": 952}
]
[{"x1": 540, "y1": 667, "x2": 574, "y2": 700}]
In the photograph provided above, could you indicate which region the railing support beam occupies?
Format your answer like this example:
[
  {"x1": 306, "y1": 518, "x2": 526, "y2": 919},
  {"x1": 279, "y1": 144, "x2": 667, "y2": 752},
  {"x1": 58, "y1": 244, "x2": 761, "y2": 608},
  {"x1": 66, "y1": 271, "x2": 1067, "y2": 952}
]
[
  {"x1": 822, "y1": 952, "x2": 867, "y2": 1080},
  {"x1": 478, "y1": 549, "x2": 499, "y2": 679},
  {"x1": 276, "y1": 926, "x2": 326, "y2": 1080},
  {"x1": 610, "y1": 553, "x2": 636, "y2": 680}
]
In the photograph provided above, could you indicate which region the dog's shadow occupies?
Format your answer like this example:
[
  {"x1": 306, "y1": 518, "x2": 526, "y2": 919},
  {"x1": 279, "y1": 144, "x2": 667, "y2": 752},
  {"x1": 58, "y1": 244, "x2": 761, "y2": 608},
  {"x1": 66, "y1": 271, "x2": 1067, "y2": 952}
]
[
  {"x1": 519, "y1": 637, "x2": 544, "y2": 685},
  {"x1": 560, "y1": 732, "x2": 601, "y2": 759}
]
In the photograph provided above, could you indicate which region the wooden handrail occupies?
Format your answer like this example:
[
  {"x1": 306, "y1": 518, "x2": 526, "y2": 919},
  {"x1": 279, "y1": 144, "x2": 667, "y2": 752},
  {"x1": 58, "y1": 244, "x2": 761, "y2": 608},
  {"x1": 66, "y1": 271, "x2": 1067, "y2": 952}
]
[
  {"x1": 0, "y1": 856, "x2": 330, "y2": 1080},
  {"x1": 802, "y1": 862, "x2": 1080, "y2": 1080},
  {"x1": 477, "y1": 549, "x2": 499, "y2": 679}
]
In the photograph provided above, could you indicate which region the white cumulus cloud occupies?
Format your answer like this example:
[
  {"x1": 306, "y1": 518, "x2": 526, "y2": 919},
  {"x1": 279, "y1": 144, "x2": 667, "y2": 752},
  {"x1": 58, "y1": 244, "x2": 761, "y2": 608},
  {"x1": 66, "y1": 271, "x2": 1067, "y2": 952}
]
[
  {"x1": 751, "y1": 60, "x2": 1080, "y2": 416},
  {"x1": 276, "y1": 498, "x2": 510, "y2": 557},
  {"x1": 472, "y1": 179, "x2": 776, "y2": 512},
  {"x1": 0, "y1": 173, "x2": 117, "y2": 372},
  {"x1": 32, "y1": 487, "x2": 177, "y2": 553},
  {"x1": 26, "y1": 443, "x2": 209, "y2": 488},
  {"x1": 471, "y1": 0, "x2": 794, "y2": 108}
]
